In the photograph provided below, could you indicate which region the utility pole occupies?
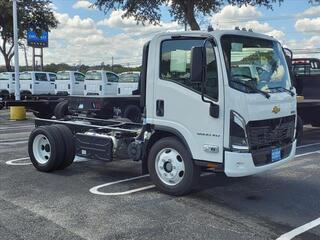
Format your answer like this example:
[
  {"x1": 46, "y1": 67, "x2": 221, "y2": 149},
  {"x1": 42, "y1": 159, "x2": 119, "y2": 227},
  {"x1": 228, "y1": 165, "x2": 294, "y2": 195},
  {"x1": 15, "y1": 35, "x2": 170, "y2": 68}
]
[
  {"x1": 13, "y1": 0, "x2": 20, "y2": 100},
  {"x1": 111, "y1": 56, "x2": 114, "y2": 72}
]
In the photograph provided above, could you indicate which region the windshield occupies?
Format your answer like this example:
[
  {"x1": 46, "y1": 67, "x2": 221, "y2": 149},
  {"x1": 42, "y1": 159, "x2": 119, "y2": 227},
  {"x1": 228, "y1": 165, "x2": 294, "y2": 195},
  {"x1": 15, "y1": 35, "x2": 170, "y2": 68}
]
[
  {"x1": 85, "y1": 72, "x2": 102, "y2": 81},
  {"x1": 0, "y1": 73, "x2": 11, "y2": 81},
  {"x1": 20, "y1": 73, "x2": 32, "y2": 81},
  {"x1": 119, "y1": 73, "x2": 140, "y2": 83},
  {"x1": 221, "y1": 35, "x2": 291, "y2": 93},
  {"x1": 57, "y1": 72, "x2": 70, "y2": 80}
]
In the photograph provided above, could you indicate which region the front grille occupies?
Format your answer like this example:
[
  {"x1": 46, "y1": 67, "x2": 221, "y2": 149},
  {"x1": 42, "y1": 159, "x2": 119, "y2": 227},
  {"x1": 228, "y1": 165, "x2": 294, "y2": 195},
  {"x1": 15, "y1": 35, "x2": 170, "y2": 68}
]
[{"x1": 247, "y1": 115, "x2": 295, "y2": 150}]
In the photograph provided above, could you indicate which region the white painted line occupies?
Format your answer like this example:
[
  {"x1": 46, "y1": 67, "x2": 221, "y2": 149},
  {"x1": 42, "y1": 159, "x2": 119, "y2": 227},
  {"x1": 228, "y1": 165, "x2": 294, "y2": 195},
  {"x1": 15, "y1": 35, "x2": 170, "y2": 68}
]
[
  {"x1": 0, "y1": 125, "x2": 33, "y2": 130},
  {"x1": 6, "y1": 157, "x2": 32, "y2": 166},
  {"x1": 295, "y1": 150, "x2": 320, "y2": 158},
  {"x1": 0, "y1": 141, "x2": 28, "y2": 145},
  {"x1": 90, "y1": 174, "x2": 155, "y2": 196},
  {"x1": 276, "y1": 217, "x2": 320, "y2": 240},
  {"x1": 0, "y1": 138, "x2": 28, "y2": 143},
  {"x1": 297, "y1": 143, "x2": 320, "y2": 149}
]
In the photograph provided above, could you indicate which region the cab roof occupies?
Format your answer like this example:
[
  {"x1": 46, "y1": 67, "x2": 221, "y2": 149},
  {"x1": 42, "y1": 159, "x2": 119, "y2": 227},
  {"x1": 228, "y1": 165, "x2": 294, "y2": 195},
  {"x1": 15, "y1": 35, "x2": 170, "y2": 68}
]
[{"x1": 153, "y1": 30, "x2": 278, "y2": 43}]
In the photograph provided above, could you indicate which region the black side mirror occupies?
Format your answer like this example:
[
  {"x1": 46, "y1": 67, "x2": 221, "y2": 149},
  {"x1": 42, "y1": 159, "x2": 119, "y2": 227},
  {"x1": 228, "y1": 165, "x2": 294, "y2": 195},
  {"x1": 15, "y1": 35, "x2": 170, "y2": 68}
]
[{"x1": 190, "y1": 46, "x2": 204, "y2": 83}]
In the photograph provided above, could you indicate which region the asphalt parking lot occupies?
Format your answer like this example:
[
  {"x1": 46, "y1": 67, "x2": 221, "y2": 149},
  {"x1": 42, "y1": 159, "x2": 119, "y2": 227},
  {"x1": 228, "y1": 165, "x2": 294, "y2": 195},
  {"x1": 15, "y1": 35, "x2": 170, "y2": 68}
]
[{"x1": 0, "y1": 109, "x2": 320, "y2": 240}]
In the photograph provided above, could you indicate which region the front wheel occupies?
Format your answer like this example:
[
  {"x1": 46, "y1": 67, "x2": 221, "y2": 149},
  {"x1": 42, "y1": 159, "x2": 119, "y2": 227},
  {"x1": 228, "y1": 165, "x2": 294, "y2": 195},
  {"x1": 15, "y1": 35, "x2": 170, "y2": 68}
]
[{"x1": 148, "y1": 137, "x2": 200, "y2": 196}]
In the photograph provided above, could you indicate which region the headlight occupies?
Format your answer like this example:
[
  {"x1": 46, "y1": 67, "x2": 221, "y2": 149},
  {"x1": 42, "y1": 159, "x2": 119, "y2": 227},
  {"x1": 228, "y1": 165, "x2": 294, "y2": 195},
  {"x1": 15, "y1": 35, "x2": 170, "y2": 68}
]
[{"x1": 230, "y1": 111, "x2": 249, "y2": 152}]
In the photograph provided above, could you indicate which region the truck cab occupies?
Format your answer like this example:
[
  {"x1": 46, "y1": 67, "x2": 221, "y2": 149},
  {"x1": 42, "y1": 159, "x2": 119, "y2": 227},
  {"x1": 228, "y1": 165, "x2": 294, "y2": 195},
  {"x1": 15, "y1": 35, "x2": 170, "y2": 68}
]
[
  {"x1": 118, "y1": 71, "x2": 140, "y2": 95},
  {"x1": 0, "y1": 72, "x2": 15, "y2": 100},
  {"x1": 55, "y1": 71, "x2": 85, "y2": 96},
  {"x1": 28, "y1": 30, "x2": 297, "y2": 196},
  {"x1": 292, "y1": 58, "x2": 320, "y2": 98},
  {"x1": 84, "y1": 70, "x2": 119, "y2": 96},
  {"x1": 19, "y1": 71, "x2": 56, "y2": 96}
]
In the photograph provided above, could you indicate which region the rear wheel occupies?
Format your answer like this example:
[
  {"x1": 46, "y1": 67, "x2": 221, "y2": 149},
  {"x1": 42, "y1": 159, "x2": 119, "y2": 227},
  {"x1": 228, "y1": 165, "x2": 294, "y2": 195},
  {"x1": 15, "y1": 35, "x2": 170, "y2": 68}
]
[
  {"x1": 33, "y1": 111, "x2": 53, "y2": 119},
  {"x1": 28, "y1": 126, "x2": 66, "y2": 172},
  {"x1": 54, "y1": 100, "x2": 69, "y2": 119},
  {"x1": 51, "y1": 125, "x2": 76, "y2": 170},
  {"x1": 148, "y1": 137, "x2": 200, "y2": 196},
  {"x1": 123, "y1": 105, "x2": 141, "y2": 123}
]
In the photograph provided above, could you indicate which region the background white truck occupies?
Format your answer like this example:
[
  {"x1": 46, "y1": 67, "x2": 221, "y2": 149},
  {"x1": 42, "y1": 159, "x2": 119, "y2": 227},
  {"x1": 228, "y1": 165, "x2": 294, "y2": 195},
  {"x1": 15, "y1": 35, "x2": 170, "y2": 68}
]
[
  {"x1": 0, "y1": 72, "x2": 15, "y2": 100},
  {"x1": 28, "y1": 30, "x2": 297, "y2": 196},
  {"x1": 84, "y1": 70, "x2": 119, "y2": 96},
  {"x1": 118, "y1": 71, "x2": 140, "y2": 95},
  {"x1": 19, "y1": 71, "x2": 57, "y2": 96},
  {"x1": 55, "y1": 71, "x2": 85, "y2": 96}
]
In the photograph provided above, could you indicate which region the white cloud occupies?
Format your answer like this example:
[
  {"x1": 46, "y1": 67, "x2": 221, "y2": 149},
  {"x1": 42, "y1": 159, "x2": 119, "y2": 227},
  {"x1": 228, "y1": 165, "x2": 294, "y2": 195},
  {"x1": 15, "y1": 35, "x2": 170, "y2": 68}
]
[
  {"x1": 72, "y1": 0, "x2": 96, "y2": 11},
  {"x1": 211, "y1": 5, "x2": 262, "y2": 29},
  {"x1": 98, "y1": 10, "x2": 182, "y2": 37},
  {"x1": 43, "y1": 12, "x2": 145, "y2": 66},
  {"x1": 296, "y1": 6, "x2": 320, "y2": 18},
  {"x1": 295, "y1": 17, "x2": 320, "y2": 33},
  {"x1": 48, "y1": 3, "x2": 58, "y2": 11}
]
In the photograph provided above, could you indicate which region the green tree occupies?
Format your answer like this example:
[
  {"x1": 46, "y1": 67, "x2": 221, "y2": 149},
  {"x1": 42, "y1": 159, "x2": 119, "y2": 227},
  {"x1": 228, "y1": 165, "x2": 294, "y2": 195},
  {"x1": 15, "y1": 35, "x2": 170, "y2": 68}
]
[
  {"x1": 0, "y1": 0, "x2": 58, "y2": 71},
  {"x1": 94, "y1": 0, "x2": 290, "y2": 31}
]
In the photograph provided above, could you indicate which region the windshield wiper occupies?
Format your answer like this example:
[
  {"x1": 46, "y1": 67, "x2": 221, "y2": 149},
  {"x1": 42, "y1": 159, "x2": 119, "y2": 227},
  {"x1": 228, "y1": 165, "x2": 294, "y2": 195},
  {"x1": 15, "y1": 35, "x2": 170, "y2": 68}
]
[
  {"x1": 230, "y1": 80, "x2": 270, "y2": 99},
  {"x1": 269, "y1": 87, "x2": 295, "y2": 97}
]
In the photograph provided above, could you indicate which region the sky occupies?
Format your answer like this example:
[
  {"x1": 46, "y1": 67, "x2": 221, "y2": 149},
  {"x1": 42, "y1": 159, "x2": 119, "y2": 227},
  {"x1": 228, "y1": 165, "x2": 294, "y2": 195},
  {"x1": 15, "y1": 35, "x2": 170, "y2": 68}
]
[{"x1": 1, "y1": 0, "x2": 320, "y2": 67}]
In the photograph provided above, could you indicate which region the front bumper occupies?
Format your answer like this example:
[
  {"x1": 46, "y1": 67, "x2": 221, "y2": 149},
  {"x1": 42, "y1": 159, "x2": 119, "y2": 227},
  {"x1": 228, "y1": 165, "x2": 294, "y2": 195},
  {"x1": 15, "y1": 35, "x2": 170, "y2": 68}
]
[{"x1": 224, "y1": 140, "x2": 296, "y2": 177}]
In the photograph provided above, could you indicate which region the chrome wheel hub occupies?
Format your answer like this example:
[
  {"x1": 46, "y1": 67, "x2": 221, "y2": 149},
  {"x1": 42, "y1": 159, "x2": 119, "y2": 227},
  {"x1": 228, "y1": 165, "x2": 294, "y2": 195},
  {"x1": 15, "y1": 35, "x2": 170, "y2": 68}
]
[
  {"x1": 155, "y1": 148, "x2": 185, "y2": 186},
  {"x1": 33, "y1": 134, "x2": 51, "y2": 164}
]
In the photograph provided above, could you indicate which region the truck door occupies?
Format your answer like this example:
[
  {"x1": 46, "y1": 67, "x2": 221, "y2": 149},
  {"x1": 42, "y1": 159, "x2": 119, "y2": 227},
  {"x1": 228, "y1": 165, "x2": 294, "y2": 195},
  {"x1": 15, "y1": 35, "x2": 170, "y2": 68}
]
[
  {"x1": 150, "y1": 37, "x2": 224, "y2": 163},
  {"x1": 48, "y1": 73, "x2": 57, "y2": 94},
  {"x1": 34, "y1": 73, "x2": 48, "y2": 95},
  {"x1": 106, "y1": 72, "x2": 119, "y2": 95},
  {"x1": 74, "y1": 72, "x2": 85, "y2": 95}
]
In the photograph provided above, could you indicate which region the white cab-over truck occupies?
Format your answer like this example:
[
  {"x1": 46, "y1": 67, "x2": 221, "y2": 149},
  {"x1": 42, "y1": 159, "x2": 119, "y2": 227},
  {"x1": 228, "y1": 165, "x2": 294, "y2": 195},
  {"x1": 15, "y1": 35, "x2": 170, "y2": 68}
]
[
  {"x1": 28, "y1": 30, "x2": 297, "y2": 196},
  {"x1": 55, "y1": 71, "x2": 85, "y2": 95}
]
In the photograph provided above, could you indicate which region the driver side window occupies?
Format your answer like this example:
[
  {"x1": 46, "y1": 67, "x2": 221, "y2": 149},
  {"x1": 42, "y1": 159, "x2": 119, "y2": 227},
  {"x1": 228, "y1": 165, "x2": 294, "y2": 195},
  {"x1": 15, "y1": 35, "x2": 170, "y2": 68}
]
[{"x1": 160, "y1": 39, "x2": 219, "y2": 101}]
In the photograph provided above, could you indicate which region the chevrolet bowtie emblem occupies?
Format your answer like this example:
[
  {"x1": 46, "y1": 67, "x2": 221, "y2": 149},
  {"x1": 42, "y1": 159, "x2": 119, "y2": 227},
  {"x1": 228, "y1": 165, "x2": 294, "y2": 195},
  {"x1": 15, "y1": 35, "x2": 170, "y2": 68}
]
[{"x1": 272, "y1": 106, "x2": 281, "y2": 114}]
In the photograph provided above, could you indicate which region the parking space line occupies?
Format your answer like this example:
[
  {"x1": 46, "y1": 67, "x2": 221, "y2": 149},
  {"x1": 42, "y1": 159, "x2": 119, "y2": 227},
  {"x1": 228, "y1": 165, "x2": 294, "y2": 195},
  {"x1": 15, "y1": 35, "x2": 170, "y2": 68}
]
[
  {"x1": 90, "y1": 175, "x2": 155, "y2": 196},
  {"x1": 297, "y1": 143, "x2": 320, "y2": 149},
  {"x1": 6, "y1": 157, "x2": 32, "y2": 166},
  {"x1": 276, "y1": 217, "x2": 320, "y2": 240},
  {"x1": 295, "y1": 150, "x2": 320, "y2": 158},
  {"x1": 0, "y1": 125, "x2": 34, "y2": 130},
  {"x1": 0, "y1": 141, "x2": 28, "y2": 145},
  {"x1": 0, "y1": 138, "x2": 29, "y2": 143}
]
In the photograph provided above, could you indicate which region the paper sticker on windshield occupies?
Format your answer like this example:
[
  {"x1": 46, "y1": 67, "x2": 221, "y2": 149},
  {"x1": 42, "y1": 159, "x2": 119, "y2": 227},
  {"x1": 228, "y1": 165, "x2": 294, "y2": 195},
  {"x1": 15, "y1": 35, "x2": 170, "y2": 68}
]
[
  {"x1": 170, "y1": 50, "x2": 188, "y2": 72},
  {"x1": 231, "y1": 43, "x2": 243, "y2": 52}
]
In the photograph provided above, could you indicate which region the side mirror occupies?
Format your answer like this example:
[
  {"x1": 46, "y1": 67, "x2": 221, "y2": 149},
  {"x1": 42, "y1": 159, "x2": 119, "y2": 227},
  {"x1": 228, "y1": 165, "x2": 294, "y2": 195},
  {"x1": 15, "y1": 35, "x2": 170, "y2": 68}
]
[{"x1": 190, "y1": 46, "x2": 204, "y2": 82}]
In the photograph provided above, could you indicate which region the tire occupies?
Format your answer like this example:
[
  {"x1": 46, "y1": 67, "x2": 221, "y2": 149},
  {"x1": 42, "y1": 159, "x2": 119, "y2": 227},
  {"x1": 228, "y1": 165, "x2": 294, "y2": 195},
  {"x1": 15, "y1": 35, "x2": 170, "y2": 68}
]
[
  {"x1": 51, "y1": 125, "x2": 76, "y2": 170},
  {"x1": 123, "y1": 105, "x2": 141, "y2": 123},
  {"x1": 0, "y1": 102, "x2": 4, "y2": 110},
  {"x1": 28, "y1": 126, "x2": 66, "y2": 172},
  {"x1": 148, "y1": 137, "x2": 200, "y2": 196},
  {"x1": 33, "y1": 111, "x2": 54, "y2": 119},
  {"x1": 296, "y1": 115, "x2": 303, "y2": 144},
  {"x1": 54, "y1": 100, "x2": 69, "y2": 119}
]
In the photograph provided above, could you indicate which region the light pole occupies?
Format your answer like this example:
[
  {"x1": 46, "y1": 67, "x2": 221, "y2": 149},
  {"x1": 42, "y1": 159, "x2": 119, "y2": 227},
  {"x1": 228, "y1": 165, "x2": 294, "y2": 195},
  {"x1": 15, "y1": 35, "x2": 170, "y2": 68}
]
[{"x1": 13, "y1": 0, "x2": 20, "y2": 100}]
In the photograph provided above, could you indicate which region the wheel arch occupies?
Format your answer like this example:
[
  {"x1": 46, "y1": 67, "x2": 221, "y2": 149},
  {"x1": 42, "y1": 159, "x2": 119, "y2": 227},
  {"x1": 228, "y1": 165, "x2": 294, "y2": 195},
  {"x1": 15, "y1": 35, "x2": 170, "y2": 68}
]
[{"x1": 142, "y1": 126, "x2": 192, "y2": 174}]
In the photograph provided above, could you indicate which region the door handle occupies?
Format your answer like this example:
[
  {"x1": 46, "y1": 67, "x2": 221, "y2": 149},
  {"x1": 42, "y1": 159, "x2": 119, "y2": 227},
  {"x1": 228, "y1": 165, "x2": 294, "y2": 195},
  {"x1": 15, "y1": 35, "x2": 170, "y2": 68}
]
[
  {"x1": 75, "y1": 82, "x2": 79, "y2": 85},
  {"x1": 107, "y1": 83, "x2": 112, "y2": 85},
  {"x1": 35, "y1": 82, "x2": 39, "y2": 84},
  {"x1": 156, "y1": 100, "x2": 164, "y2": 117}
]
